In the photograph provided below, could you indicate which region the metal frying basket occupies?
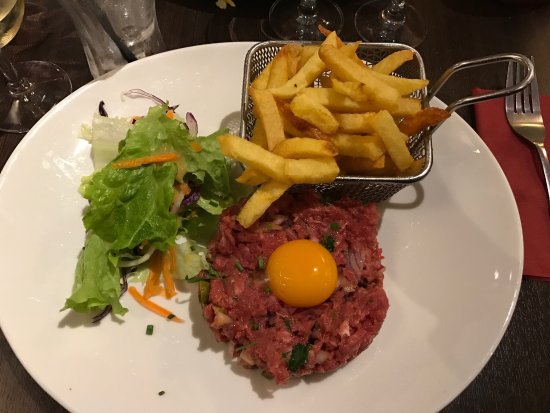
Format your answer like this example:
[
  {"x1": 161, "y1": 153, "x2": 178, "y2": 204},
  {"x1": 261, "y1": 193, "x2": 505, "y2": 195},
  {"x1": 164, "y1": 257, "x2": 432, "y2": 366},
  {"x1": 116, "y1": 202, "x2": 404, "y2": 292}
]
[{"x1": 239, "y1": 41, "x2": 534, "y2": 203}]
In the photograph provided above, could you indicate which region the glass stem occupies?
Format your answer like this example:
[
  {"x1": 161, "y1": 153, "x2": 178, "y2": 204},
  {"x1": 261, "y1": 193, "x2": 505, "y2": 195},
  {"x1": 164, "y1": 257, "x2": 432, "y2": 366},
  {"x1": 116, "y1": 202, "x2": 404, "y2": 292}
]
[
  {"x1": 297, "y1": 0, "x2": 318, "y2": 26},
  {"x1": 0, "y1": 48, "x2": 31, "y2": 96},
  {"x1": 380, "y1": 0, "x2": 406, "y2": 29}
]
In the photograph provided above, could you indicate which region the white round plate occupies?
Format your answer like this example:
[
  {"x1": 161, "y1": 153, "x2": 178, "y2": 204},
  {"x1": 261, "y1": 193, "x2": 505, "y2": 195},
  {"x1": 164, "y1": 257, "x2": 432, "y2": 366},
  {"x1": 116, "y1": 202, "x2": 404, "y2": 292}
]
[{"x1": 0, "y1": 43, "x2": 522, "y2": 413}]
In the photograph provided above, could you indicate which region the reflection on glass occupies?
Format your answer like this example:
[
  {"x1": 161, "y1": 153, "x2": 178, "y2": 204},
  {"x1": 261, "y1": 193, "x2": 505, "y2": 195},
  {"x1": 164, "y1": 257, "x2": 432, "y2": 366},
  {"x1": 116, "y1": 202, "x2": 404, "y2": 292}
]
[
  {"x1": 354, "y1": 0, "x2": 426, "y2": 47},
  {"x1": 0, "y1": 0, "x2": 72, "y2": 133},
  {"x1": 269, "y1": 0, "x2": 343, "y2": 41}
]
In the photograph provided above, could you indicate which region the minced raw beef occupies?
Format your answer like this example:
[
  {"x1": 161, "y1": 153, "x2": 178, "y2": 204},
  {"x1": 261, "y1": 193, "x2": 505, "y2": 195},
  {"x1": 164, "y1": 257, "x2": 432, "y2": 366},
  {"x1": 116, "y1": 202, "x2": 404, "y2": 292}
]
[{"x1": 200, "y1": 190, "x2": 389, "y2": 384}]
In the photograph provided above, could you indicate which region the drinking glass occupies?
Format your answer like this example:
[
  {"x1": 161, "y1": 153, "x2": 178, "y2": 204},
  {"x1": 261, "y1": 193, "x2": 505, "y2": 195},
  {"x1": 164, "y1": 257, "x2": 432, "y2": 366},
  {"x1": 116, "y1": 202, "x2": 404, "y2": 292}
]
[
  {"x1": 269, "y1": 0, "x2": 344, "y2": 40},
  {"x1": 354, "y1": 0, "x2": 426, "y2": 47},
  {"x1": 0, "y1": 0, "x2": 72, "y2": 133},
  {"x1": 57, "y1": 0, "x2": 166, "y2": 79}
]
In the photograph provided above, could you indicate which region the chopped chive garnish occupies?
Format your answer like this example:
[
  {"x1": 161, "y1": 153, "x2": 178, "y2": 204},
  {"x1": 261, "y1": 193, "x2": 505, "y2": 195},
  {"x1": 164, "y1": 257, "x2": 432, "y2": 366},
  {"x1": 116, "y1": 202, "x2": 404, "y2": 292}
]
[
  {"x1": 158, "y1": 391, "x2": 165, "y2": 396},
  {"x1": 330, "y1": 222, "x2": 340, "y2": 231},
  {"x1": 257, "y1": 256, "x2": 265, "y2": 270},
  {"x1": 263, "y1": 286, "x2": 271, "y2": 294},
  {"x1": 287, "y1": 343, "x2": 311, "y2": 372},
  {"x1": 283, "y1": 318, "x2": 292, "y2": 331},
  {"x1": 167, "y1": 313, "x2": 176, "y2": 320},
  {"x1": 146, "y1": 324, "x2": 154, "y2": 335},
  {"x1": 321, "y1": 234, "x2": 335, "y2": 252},
  {"x1": 235, "y1": 260, "x2": 244, "y2": 272}
]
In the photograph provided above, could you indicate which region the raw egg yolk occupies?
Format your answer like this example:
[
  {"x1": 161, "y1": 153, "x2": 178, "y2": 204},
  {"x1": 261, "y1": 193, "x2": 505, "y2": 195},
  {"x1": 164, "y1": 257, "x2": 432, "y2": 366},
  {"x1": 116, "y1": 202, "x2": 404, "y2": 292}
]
[{"x1": 266, "y1": 239, "x2": 338, "y2": 308}]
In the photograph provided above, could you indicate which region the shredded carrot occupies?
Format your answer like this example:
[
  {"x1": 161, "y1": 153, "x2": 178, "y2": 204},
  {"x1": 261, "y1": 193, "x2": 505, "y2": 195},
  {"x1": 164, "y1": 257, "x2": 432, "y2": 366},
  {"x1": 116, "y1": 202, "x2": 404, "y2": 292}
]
[
  {"x1": 179, "y1": 182, "x2": 192, "y2": 196},
  {"x1": 128, "y1": 286, "x2": 183, "y2": 323},
  {"x1": 166, "y1": 109, "x2": 175, "y2": 119},
  {"x1": 112, "y1": 153, "x2": 179, "y2": 169},
  {"x1": 162, "y1": 249, "x2": 177, "y2": 299},
  {"x1": 191, "y1": 142, "x2": 203, "y2": 153},
  {"x1": 144, "y1": 251, "x2": 163, "y2": 299}
]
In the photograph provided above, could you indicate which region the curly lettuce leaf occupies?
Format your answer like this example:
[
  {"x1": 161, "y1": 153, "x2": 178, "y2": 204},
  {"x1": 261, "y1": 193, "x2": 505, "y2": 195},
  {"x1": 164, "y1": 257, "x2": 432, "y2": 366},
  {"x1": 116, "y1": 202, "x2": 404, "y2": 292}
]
[
  {"x1": 80, "y1": 161, "x2": 179, "y2": 251},
  {"x1": 63, "y1": 232, "x2": 127, "y2": 315}
]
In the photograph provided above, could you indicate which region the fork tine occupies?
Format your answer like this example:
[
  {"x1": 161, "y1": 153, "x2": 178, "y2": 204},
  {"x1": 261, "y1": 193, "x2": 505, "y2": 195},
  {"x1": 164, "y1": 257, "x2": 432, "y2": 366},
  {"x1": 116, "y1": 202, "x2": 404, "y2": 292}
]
[
  {"x1": 529, "y1": 57, "x2": 541, "y2": 114},
  {"x1": 505, "y1": 62, "x2": 515, "y2": 113},
  {"x1": 514, "y1": 61, "x2": 523, "y2": 112},
  {"x1": 522, "y1": 74, "x2": 532, "y2": 113}
]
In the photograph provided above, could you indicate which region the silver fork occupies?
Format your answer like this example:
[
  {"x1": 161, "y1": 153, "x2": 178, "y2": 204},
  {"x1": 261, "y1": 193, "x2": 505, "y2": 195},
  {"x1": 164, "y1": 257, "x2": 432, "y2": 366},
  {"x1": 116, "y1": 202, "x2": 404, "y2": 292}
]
[{"x1": 505, "y1": 59, "x2": 550, "y2": 211}]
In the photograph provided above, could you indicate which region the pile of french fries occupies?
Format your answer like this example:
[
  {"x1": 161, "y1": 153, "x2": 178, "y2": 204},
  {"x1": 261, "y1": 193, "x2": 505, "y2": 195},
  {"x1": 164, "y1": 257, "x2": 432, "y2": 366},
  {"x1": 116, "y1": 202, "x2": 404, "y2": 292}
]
[{"x1": 219, "y1": 31, "x2": 450, "y2": 228}]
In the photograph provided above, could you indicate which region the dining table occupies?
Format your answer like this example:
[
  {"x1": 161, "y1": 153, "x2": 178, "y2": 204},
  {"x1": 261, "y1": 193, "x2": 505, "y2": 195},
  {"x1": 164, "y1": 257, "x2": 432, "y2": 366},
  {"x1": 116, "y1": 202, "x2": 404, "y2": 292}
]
[{"x1": 1, "y1": 0, "x2": 549, "y2": 412}]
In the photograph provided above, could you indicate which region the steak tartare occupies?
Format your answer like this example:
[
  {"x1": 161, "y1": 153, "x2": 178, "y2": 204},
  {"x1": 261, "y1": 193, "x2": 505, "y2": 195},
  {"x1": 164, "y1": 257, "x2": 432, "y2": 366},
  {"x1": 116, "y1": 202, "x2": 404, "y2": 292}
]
[{"x1": 200, "y1": 190, "x2": 389, "y2": 384}]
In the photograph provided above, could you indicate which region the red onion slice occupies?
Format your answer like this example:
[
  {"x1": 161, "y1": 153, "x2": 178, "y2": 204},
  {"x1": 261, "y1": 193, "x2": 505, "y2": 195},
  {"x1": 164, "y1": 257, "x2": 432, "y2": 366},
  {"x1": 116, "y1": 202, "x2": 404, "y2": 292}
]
[{"x1": 185, "y1": 112, "x2": 198, "y2": 136}]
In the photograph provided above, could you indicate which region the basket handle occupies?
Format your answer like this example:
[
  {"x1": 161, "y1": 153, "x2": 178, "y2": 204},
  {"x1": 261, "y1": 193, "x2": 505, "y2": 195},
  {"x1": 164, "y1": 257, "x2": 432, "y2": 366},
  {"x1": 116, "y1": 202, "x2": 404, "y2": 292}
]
[{"x1": 425, "y1": 53, "x2": 534, "y2": 113}]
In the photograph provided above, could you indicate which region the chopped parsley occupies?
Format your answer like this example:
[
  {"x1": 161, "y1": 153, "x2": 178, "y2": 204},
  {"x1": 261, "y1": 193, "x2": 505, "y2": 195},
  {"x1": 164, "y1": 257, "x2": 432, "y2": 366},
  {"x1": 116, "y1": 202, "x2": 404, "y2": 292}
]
[
  {"x1": 283, "y1": 318, "x2": 292, "y2": 331},
  {"x1": 263, "y1": 286, "x2": 271, "y2": 294},
  {"x1": 287, "y1": 343, "x2": 311, "y2": 372},
  {"x1": 250, "y1": 320, "x2": 260, "y2": 330},
  {"x1": 257, "y1": 256, "x2": 265, "y2": 270},
  {"x1": 145, "y1": 324, "x2": 154, "y2": 335},
  {"x1": 330, "y1": 222, "x2": 340, "y2": 231},
  {"x1": 321, "y1": 234, "x2": 335, "y2": 252},
  {"x1": 235, "y1": 260, "x2": 244, "y2": 272}
]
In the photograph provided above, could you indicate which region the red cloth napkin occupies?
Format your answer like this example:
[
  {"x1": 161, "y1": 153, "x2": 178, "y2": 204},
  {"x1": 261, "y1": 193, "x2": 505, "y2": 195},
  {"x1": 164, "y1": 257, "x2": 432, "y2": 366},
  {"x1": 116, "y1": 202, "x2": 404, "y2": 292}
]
[{"x1": 472, "y1": 88, "x2": 550, "y2": 279}]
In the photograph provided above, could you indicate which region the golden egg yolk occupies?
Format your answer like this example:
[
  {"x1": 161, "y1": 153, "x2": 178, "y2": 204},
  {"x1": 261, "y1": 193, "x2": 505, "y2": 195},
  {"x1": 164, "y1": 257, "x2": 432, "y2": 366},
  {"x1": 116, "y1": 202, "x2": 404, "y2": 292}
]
[{"x1": 266, "y1": 239, "x2": 338, "y2": 308}]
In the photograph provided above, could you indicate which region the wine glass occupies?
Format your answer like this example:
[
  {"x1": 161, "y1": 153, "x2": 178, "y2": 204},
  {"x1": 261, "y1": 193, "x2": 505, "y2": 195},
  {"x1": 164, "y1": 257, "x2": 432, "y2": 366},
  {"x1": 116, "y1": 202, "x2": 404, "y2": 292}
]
[
  {"x1": 269, "y1": 0, "x2": 344, "y2": 41},
  {"x1": 0, "y1": 0, "x2": 72, "y2": 134},
  {"x1": 354, "y1": 0, "x2": 426, "y2": 47}
]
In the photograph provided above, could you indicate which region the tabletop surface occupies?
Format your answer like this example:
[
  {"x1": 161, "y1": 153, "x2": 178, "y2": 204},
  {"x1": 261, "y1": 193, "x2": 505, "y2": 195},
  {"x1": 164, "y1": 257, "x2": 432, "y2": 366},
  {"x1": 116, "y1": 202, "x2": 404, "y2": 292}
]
[{"x1": 1, "y1": 0, "x2": 549, "y2": 412}]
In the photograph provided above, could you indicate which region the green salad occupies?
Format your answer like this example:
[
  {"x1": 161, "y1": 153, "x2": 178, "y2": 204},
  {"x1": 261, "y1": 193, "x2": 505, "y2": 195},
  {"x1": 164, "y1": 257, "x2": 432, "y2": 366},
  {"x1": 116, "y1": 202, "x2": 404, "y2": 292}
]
[{"x1": 62, "y1": 103, "x2": 249, "y2": 321}]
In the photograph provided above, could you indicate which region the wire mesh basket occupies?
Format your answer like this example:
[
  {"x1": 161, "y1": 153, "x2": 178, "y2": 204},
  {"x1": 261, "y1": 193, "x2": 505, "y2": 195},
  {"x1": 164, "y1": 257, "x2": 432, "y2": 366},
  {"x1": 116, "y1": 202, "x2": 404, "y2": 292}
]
[{"x1": 239, "y1": 41, "x2": 534, "y2": 203}]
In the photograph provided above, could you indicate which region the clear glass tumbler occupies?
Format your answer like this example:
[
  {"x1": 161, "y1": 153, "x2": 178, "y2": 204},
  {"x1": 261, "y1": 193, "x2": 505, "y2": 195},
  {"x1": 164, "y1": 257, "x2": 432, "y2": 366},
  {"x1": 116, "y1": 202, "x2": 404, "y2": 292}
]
[{"x1": 57, "y1": 0, "x2": 166, "y2": 78}]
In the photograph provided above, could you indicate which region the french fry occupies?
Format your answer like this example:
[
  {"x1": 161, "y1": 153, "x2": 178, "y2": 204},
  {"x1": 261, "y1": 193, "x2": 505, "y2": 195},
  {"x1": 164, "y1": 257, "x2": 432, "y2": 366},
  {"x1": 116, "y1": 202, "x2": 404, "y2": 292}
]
[
  {"x1": 289, "y1": 93, "x2": 339, "y2": 134},
  {"x1": 269, "y1": 31, "x2": 339, "y2": 99},
  {"x1": 330, "y1": 134, "x2": 385, "y2": 161},
  {"x1": 368, "y1": 70, "x2": 428, "y2": 96},
  {"x1": 399, "y1": 158, "x2": 425, "y2": 177},
  {"x1": 370, "y1": 110, "x2": 414, "y2": 171},
  {"x1": 249, "y1": 88, "x2": 286, "y2": 150},
  {"x1": 337, "y1": 155, "x2": 393, "y2": 176},
  {"x1": 219, "y1": 134, "x2": 289, "y2": 182},
  {"x1": 284, "y1": 157, "x2": 340, "y2": 184},
  {"x1": 267, "y1": 50, "x2": 289, "y2": 88},
  {"x1": 298, "y1": 45, "x2": 319, "y2": 70},
  {"x1": 236, "y1": 168, "x2": 270, "y2": 186},
  {"x1": 277, "y1": 99, "x2": 331, "y2": 140},
  {"x1": 333, "y1": 112, "x2": 376, "y2": 134},
  {"x1": 372, "y1": 50, "x2": 414, "y2": 74},
  {"x1": 398, "y1": 107, "x2": 451, "y2": 136},
  {"x1": 237, "y1": 180, "x2": 292, "y2": 228},
  {"x1": 251, "y1": 61, "x2": 272, "y2": 90},
  {"x1": 220, "y1": 135, "x2": 339, "y2": 184},
  {"x1": 331, "y1": 78, "x2": 372, "y2": 102},
  {"x1": 284, "y1": 44, "x2": 303, "y2": 77},
  {"x1": 298, "y1": 88, "x2": 381, "y2": 113},
  {"x1": 393, "y1": 97, "x2": 423, "y2": 117},
  {"x1": 250, "y1": 119, "x2": 268, "y2": 148},
  {"x1": 273, "y1": 137, "x2": 337, "y2": 159},
  {"x1": 319, "y1": 44, "x2": 400, "y2": 110}
]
